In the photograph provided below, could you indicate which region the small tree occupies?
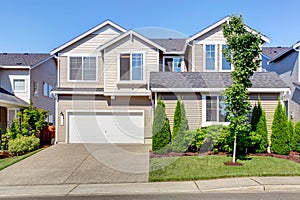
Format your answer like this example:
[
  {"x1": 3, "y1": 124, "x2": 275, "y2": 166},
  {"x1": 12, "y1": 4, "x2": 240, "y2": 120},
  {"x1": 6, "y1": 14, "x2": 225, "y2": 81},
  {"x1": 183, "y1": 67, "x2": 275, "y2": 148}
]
[
  {"x1": 152, "y1": 98, "x2": 171, "y2": 151},
  {"x1": 222, "y1": 15, "x2": 263, "y2": 162},
  {"x1": 291, "y1": 121, "x2": 300, "y2": 152},
  {"x1": 287, "y1": 120, "x2": 294, "y2": 151},
  {"x1": 255, "y1": 110, "x2": 268, "y2": 153},
  {"x1": 172, "y1": 97, "x2": 188, "y2": 139},
  {"x1": 271, "y1": 100, "x2": 289, "y2": 154}
]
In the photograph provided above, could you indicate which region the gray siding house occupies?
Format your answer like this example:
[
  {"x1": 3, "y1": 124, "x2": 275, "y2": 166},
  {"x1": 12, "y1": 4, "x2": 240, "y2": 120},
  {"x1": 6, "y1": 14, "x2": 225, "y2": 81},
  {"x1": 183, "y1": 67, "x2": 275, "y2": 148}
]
[
  {"x1": 262, "y1": 44, "x2": 300, "y2": 122},
  {"x1": 51, "y1": 16, "x2": 289, "y2": 144},
  {"x1": 0, "y1": 53, "x2": 57, "y2": 129}
]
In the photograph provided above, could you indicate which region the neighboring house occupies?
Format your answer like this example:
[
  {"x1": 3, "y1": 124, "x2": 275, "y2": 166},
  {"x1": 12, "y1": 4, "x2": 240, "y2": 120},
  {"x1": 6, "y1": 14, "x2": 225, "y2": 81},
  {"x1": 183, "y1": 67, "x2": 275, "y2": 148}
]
[
  {"x1": 51, "y1": 16, "x2": 289, "y2": 144},
  {"x1": 0, "y1": 53, "x2": 57, "y2": 128},
  {"x1": 262, "y1": 43, "x2": 300, "y2": 122}
]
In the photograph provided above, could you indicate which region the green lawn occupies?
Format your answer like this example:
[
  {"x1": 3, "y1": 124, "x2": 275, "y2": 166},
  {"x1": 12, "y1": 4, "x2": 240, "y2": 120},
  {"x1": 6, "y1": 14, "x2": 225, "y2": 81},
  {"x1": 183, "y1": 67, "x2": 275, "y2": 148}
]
[
  {"x1": 0, "y1": 148, "x2": 43, "y2": 171},
  {"x1": 150, "y1": 155, "x2": 300, "y2": 182}
]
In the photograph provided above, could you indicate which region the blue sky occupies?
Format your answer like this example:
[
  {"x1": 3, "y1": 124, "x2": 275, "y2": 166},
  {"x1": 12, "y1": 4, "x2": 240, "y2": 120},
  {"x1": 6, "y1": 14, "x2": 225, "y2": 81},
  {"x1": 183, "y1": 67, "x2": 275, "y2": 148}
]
[{"x1": 1, "y1": 0, "x2": 299, "y2": 52}]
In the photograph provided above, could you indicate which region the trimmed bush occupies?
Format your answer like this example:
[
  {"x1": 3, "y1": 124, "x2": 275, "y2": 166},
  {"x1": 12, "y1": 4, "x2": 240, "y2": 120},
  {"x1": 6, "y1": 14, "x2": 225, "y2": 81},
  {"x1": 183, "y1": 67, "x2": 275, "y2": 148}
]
[
  {"x1": 171, "y1": 129, "x2": 196, "y2": 153},
  {"x1": 251, "y1": 110, "x2": 268, "y2": 153},
  {"x1": 271, "y1": 100, "x2": 289, "y2": 155},
  {"x1": 8, "y1": 135, "x2": 40, "y2": 156},
  {"x1": 172, "y1": 97, "x2": 188, "y2": 139},
  {"x1": 215, "y1": 126, "x2": 233, "y2": 153},
  {"x1": 287, "y1": 120, "x2": 294, "y2": 150},
  {"x1": 291, "y1": 121, "x2": 300, "y2": 152},
  {"x1": 152, "y1": 98, "x2": 171, "y2": 152},
  {"x1": 251, "y1": 99, "x2": 262, "y2": 132}
]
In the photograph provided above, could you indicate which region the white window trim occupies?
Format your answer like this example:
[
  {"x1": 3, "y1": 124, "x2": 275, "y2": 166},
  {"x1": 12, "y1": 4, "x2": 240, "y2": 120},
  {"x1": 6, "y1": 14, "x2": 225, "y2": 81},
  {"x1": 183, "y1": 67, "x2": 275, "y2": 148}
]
[
  {"x1": 201, "y1": 95, "x2": 230, "y2": 127},
  {"x1": 203, "y1": 44, "x2": 218, "y2": 71},
  {"x1": 9, "y1": 75, "x2": 27, "y2": 93},
  {"x1": 220, "y1": 45, "x2": 233, "y2": 72},
  {"x1": 67, "y1": 56, "x2": 98, "y2": 82},
  {"x1": 117, "y1": 52, "x2": 146, "y2": 83},
  {"x1": 162, "y1": 56, "x2": 184, "y2": 72}
]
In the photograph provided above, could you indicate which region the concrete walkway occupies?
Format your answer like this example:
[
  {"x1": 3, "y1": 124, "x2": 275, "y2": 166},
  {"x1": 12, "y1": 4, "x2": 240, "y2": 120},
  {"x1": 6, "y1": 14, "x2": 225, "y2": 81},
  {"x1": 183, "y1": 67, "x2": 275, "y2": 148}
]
[
  {"x1": 1, "y1": 177, "x2": 300, "y2": 198},
  {"x1": 0, "y1": 144, "x2": 151, "y2": 185}
]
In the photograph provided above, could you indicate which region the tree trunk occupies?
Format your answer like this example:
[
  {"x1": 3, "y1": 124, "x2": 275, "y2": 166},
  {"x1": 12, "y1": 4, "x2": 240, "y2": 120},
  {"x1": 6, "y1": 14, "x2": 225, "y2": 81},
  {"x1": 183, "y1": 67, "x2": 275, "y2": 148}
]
[{"x1": 232, "y1": 134, "x2": 237, "y2": 163}]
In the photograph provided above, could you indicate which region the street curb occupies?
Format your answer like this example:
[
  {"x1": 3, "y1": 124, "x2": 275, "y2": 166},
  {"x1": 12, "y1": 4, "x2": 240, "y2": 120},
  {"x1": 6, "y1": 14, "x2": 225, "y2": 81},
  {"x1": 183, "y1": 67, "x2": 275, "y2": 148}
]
[{"x1": 1, "y1": 178, "x2": 300, "y2": 198}]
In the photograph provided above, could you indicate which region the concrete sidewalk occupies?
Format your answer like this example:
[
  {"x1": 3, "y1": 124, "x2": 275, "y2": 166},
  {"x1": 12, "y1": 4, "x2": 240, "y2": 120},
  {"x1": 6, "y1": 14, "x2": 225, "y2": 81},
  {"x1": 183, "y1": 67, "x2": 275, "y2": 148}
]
[{"x1": 1, "y1": 177, "x2": 300, "y2": 198}]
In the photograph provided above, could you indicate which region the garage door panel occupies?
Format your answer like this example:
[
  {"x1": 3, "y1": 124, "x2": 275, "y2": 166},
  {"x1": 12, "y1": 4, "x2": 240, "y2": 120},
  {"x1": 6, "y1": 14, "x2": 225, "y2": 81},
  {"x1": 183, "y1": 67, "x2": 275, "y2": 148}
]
[{"x1": 68, "y1": 112, "x2": 144, "y2": 143}]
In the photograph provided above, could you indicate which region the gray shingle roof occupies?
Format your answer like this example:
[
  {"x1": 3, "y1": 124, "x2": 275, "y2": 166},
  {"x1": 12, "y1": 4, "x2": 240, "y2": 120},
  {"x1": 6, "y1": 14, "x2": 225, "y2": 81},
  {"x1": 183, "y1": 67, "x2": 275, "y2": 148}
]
[
  {"x1": 150, "y1": 72, "x2": 289, "y2": 89},
  {"x1": 262, "y1": 47, "x2": 290, "y2": 59},
  {"x1": 150, "y1": 39, "x2": 186, "y2": 52},
  {"x1": 0, "y1": 53, "x2": 50, "y2": 66},
  {"x1": 0, "y1": 87, "x2": 28, "y2": 107}
]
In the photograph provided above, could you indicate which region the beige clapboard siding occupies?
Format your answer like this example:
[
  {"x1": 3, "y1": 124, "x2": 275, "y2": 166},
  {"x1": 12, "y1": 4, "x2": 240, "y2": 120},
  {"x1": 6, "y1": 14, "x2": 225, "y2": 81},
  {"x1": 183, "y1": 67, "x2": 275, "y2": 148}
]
[
  {"x1": 196, "y1": 26, "x2": 226, "y2": 42},
  {"x1": 57, "y1": 96, "x2": 152, "y2": 143},
  {"x1": 104, "y1": 35, "x2": 157, "y2": 93},
  {"x1": 59, "y1": 55, "x2": 104, "y2": 88},
  {"x1": 194, "y1": 44, "x2": 203, "y2": 72},
  {"x1": 161, "y1": 93, "x2": 202, "y2": 131},
  {"x1": 250, "y1": 94, "x2": 279, "y2": 138},
  {"x1": 62, "y1": 34, "x2": 119, "y2": 53}
]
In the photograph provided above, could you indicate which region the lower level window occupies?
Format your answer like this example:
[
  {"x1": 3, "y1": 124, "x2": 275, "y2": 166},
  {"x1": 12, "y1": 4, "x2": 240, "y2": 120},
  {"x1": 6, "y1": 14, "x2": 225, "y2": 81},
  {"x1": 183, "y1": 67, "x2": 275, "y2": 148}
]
[{"x1": 205, "y1": 96, "x2": 228, "y2": 122}]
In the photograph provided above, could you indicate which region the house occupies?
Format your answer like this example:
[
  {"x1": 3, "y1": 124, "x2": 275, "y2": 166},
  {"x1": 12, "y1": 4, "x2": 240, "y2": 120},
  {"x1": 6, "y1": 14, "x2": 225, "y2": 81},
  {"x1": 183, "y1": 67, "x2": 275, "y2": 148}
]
[
  {"x1": 262, "y1": 43, "x2": 300, "y2": 122},
  {"x1": 51, "y1": 16, "x2": 289, "y2": 144},
  {"x1": 0, "y1": 53, "x2": 57, "y2": 129}
]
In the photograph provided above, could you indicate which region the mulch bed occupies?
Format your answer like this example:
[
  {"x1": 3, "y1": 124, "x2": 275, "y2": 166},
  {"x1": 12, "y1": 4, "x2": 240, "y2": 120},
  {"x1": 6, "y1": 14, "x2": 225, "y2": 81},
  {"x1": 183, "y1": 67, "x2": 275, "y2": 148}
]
[
  {"x1": 0, "y1": 152, "x2": 10, "y2": 159},
  {"x1": 150, "y1": 151, "x2": 300, "y2": 164}
]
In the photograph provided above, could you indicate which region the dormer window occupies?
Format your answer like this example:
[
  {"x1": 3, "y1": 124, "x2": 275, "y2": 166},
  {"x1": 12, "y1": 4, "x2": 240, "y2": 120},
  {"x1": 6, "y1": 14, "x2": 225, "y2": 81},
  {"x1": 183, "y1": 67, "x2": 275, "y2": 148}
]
[
  {"x1": 205, "y1": 45, "x2": 216, "y2": 70},
  {"x1": 163, "y1": 56, "x2": 183, "y2": 72},
  {"x1": 69, "y1": 57, "x2": 97, "y2": 81},
  {"x1": 221, "y1": 45, "x2": 231, "y2": 71},
  {"x1": 119, "y1": 53, "x2": 144, "y2": 81}
]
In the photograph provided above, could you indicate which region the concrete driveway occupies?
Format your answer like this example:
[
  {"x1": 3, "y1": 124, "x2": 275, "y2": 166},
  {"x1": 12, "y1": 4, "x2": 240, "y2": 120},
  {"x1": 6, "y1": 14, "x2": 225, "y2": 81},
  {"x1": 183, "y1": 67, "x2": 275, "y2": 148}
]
[{"x1": 0, "y1": 144, "x2": 151, "y2": 186}]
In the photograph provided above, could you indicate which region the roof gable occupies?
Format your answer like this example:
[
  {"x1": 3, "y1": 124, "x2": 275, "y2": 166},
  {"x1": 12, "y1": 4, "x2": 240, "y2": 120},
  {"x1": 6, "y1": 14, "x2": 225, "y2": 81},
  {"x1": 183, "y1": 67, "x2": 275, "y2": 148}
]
[
  {"x1": 50, "y1": 20, "x2": 126, "y2": 55},
  {"x1": 98, "y1": 30, "x2": 166, "y2": 52},
  {"x1": 187, "y1": 16, "x2": 270, "y2": 44}
]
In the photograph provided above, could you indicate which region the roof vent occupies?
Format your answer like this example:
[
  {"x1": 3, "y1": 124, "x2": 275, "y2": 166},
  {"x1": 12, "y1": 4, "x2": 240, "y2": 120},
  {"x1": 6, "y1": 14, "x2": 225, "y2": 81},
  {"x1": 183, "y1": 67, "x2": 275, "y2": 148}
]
[
  {"x1": 16, "y1": 62, "x2": 22, "y2": 65},
  {"x1": 172, "y1": 48, "x2": 177, "y2": 51},
  {"x1": 24, "y1": 53, "x2": 29, "y2": 55},
  {"x1": 168, "y1": 38, "x2": 173, "y2": 40},
  {"x1": 3, "y1": 53, "x2": 7, "y2": 55},
  {"x1": 277, "y1": 46, "x2": 282, "y2": 48},
  {"x1": 273, "y1": 50, "x2": 277, "y2": 53}
]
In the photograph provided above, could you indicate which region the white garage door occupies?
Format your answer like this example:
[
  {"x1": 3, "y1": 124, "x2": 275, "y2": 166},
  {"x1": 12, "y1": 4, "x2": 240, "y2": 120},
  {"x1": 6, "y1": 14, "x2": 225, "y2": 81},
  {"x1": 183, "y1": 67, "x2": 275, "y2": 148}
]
[{"x1": 68, "y1": 111, "x2": 144, "y2": 143}]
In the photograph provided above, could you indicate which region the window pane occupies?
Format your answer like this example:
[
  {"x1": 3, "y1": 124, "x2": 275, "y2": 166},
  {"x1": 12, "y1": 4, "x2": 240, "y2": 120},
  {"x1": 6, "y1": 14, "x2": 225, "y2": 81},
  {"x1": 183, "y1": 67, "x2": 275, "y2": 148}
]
[
  {"x1": 43, "y1": 82, "x2": 48, "y2": 96},
  {"x1": 164, "y1": 57, "x2": 173, "y2": 72},
  {"x1": 132, "y1": 53, "x2": 143, "y2": 80},
  {"x1": 173, "y1": 57, "x2": 182, "y2": 72},
  {"x1": 219, "y1": 96, "x2": 228, "y2": 122},
  {"x1": 83, "y1": 57, "x2": 96, "y2": 80},
  {"x1": 206, "y1": 96, "x2": 217, "y2": 121},
  {"x1": 70, "y1": 57, "x2": 82, "y2": 80},
  {"x1": 33, "y1": 82, "x2": 38, "y2": 97},
  {"x1": 222, "y1": 45, "x2": 231, "y2": 70},
  {"x1": 206, "y1": 45, "x2": 215, "y2": 70},
  {"x1": 13, "y1": 79, "x2": 25, "y2": 91},
  {"x1": 120, "y1": 54, "x2": 130, "y2": 80},
  {"x1": 48, "y1": 84, "x2": 53, "y2": 98}
]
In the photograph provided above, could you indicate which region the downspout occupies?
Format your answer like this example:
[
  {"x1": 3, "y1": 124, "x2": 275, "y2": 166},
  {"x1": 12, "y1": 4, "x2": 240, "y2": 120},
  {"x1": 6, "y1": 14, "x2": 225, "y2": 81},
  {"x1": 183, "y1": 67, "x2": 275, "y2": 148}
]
[{"x1": 54, "y1": 55, "x2": 59, "y2": 144}]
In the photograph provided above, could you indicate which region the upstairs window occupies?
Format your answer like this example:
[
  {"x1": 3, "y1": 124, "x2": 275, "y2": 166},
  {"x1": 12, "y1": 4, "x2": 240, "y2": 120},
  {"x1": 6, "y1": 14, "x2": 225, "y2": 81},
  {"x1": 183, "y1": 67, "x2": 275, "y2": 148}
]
[
  {"x1": 43, "y1": 82, "x2": 53, "y2": 98},
  {"x1": 13, "y1": 79, "x2": 25, "y2": 92},
  {"x1": 69, "y1": 57, "x2": 96, "y2": 81},
  {"x1": 205, "y1": 45, "x2": 216, "y2": 70},
  {"x1": 221, "y1": 45, "x2": 231, "y2": 71},
  {"x1": 120, "y1": 53, "x2": 143, "y2": 81},
  {"x1": 163, "y1": 57, "x2": 183, "y2": 72},
  {"x1": 33, "y1": 82, "x2": 38, "y2": 97}
]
